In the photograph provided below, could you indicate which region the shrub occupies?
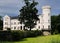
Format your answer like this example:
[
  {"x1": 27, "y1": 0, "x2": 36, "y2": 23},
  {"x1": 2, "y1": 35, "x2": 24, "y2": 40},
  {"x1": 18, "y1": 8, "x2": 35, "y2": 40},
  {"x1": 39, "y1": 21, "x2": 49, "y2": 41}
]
[
  {"x1": 0, "y1": 30, "x2": 42, "y2": 41},
  {"x1": 23, "y1": 30, "x2": 42, "y2": 37}
]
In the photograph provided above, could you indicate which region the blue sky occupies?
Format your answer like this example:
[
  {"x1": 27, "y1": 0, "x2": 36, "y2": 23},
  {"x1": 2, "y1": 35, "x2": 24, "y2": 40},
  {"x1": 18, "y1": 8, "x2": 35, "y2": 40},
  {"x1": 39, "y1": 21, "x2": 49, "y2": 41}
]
[{"x1": 0, "y1": 0, "x2": 60, "y2": 16}]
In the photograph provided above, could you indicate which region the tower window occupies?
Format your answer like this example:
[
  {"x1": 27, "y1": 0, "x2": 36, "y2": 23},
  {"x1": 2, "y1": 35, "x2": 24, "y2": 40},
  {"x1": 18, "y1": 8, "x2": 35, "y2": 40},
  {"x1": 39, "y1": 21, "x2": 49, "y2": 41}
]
[
  {"x1": 5, "y1": 17, "x2": 9, "y2": 21},
  {"x1": 48, "y1": 25, "x2": 51, "y2": 29},
  {"x1": 48, "y1": 13, "x2": 50, "y2": 16},
  {"x1": 48, "y1": 20, "x2": 50, "y2": 23}
]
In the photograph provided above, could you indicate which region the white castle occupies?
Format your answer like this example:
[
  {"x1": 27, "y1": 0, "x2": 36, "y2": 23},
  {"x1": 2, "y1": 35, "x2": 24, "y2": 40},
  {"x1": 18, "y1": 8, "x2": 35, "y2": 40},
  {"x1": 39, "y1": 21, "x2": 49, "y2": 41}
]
[{"x1": 3, "y1": 6, "x2": 51, "y2": 32}]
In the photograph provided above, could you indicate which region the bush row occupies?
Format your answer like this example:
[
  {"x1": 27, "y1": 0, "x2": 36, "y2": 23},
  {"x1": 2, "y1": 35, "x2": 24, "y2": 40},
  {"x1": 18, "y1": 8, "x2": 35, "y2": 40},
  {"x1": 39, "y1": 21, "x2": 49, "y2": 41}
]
[{"x1": 0, "y1": 30, "x2": 42, "y2": 41}]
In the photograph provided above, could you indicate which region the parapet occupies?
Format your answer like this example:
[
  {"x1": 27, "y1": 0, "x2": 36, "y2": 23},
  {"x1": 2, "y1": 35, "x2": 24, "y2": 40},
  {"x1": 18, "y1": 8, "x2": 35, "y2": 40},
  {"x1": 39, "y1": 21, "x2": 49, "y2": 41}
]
[{"x1": 42, "y1": 5, "x2": 51, "y2": 9}]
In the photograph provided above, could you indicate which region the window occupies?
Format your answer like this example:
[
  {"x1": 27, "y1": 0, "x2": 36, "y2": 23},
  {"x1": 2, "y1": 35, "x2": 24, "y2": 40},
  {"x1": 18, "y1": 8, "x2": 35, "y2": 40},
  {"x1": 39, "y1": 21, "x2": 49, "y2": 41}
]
[
  {"x1": 48, "y1": 25, "x2": 51, "y2": 29},
  {"x1": 6, "y1": 17, "x2": 9, "y2": 19},
  {"x1": 38, "y1": 26, "x2": 40, "y2": 29},
  {"x1": 43, "y1": 25, "x2": 44, "y2": 29},
  {"x1": 5, "y1": 17, "x2": 9, "y2": 21},
  {"x1": 18, "y1": 27, "x2": 20, "y2": 30},
  {"x1": 5, "y1": 27, "x2": 7, "y2": 29},
  {"x1": 39, "y1": 19, "x2": 40, "y2": 23},
  {"x1": 14, "y1": 27, "x2": 16, "y2": 29},
  {"x1": 48, "y1": 13, "x2": 50, "y2": 16},
  {"x1": 20, "y1": 26, "x2": 22, "y2": 30},
  {"x1": 5, "y1": 22, "x2": 8, "y2": 25},
  {"x1": 14, "y1": 22, "x2": 16, "y2": 24},
  {"x1": 18, "y1": 22, "x2": 20, "y2": 24},
  {"x1": 20, "y1": 22, "x2": 22, "y2": 24},
  {"x1": 48, "y1": 20, "x2": 50, "y2": 23},
  {"x1": 23, "y1": 26, "x2": 25, "y2": 30}
]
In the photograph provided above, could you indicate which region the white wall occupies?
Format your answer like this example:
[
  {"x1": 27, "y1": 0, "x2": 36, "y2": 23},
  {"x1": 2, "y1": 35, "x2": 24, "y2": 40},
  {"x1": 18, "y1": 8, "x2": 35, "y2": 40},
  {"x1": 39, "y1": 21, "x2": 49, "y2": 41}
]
[{"x1": 3, "y1": 5, "x2": 51, "y2": 31}]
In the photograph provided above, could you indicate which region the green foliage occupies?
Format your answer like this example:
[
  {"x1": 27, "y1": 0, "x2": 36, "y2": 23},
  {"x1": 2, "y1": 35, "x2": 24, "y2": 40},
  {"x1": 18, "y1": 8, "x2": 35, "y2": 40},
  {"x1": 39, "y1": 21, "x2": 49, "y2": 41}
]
[
  {"x1": 19, "y1": 0, "x2": 39, "y2": 30},
  {"x1": 0, "y1": 35, "x2": 60, "y2": 43},
  {"x1": 51, "y1": 14, "x2": 60, "y2": 34},
  {"x1": 0, "y1": 30, "x2": 42, "y2": 41},
  {"x1": 24, "y1": 30, "x2": 42, "y2": 37},
  {"x1": 0, "y1": 16, "x2": 3, "y2": 30},
  {"x1": 7, "y1": 28, "x2": 11, "y2": 31}
]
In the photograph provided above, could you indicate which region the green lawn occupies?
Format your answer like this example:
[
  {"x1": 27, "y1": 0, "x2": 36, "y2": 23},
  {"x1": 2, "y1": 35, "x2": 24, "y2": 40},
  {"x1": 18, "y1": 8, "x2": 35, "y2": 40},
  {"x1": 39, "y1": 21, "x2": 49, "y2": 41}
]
[{"x1": 0, "y1": 35, "x2": 60, "y2": 43}]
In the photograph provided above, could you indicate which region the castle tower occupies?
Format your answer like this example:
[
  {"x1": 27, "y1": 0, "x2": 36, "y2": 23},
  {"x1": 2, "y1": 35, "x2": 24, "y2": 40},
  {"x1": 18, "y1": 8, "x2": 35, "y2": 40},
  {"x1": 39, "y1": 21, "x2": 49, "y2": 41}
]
[{"x1": 42, "y1": 5, "x2": 51, "y2": 35}]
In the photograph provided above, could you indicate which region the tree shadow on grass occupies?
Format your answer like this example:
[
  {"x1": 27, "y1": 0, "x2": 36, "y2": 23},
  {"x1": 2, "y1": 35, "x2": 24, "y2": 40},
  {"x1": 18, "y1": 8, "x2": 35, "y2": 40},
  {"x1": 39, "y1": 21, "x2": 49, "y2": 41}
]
[
  {"x1": 0, "y1": 38, "x2": 27, "y2": 43},
  {"x1": 13, "y1": 38, "x2": 27, "y2": 42}
]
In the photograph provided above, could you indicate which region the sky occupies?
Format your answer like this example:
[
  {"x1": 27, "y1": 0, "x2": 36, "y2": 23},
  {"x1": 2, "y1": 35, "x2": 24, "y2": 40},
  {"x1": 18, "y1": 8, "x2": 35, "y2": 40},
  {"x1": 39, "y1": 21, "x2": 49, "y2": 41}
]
[{"x1": 0, "y1": 0, "x2": 60, "y2": 17}]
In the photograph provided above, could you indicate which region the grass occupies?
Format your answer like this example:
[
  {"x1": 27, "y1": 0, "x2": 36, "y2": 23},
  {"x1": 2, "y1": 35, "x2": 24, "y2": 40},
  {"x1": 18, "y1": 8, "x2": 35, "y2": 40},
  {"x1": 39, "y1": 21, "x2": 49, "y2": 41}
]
[{"x1": 0, "y1": 34, "x2": 60, "y2": 43}]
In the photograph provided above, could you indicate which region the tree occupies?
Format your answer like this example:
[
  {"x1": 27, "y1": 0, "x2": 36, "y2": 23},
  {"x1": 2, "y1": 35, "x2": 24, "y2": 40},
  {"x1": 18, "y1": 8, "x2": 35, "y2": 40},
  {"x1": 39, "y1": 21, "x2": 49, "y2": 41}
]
[
  {"x1": 19, "y1": 0, "x2": 39, "y2": 30},
  {"x1": 51, "y1": 14, "x2": 60, "y2": 34},
  {"x1": 51, "y1": 15, "x2": 57, "y2": 33},
  {"x1": 0, "y1": 16, "x2": 3, "y2": 30}
]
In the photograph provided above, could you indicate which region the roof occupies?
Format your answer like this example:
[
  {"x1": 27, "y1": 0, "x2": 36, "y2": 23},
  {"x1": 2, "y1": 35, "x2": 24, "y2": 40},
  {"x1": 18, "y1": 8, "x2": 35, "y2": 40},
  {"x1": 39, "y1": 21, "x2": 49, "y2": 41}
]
[
  {"x1": 4, "y1": 14, "x2": 41, "y2": 19},
  {"x1": 11, "y1": 16, "x2": 18, "y2": 19}
]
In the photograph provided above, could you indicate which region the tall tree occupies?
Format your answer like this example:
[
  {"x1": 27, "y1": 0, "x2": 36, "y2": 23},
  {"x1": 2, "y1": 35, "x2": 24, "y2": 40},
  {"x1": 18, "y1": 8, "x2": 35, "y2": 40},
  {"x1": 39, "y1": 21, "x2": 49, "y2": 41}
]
[{"x1": 19, "y1": 0, "x2": 39, "y2": 30}]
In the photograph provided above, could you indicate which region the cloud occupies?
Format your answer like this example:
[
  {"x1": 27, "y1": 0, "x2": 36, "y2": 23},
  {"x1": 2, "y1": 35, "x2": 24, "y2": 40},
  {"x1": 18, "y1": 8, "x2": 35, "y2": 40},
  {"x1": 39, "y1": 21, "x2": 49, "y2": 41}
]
[{"x1": 0, "y1": 0, "x2": 60, "y2": 16}]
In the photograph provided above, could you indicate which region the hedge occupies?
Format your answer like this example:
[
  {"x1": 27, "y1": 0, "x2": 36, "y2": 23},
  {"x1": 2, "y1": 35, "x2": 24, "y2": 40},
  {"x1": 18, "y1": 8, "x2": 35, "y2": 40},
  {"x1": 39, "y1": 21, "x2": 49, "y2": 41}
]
[{"x1": 0, "y1": 30, "x2": 42, "y2": 41}]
